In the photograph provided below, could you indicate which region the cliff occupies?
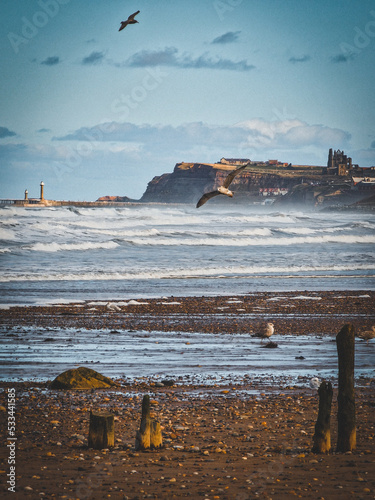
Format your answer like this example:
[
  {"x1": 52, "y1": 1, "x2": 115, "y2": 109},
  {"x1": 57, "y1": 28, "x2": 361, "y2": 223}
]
[{"x1": 139, "y1": 162, "x2": 322, "y2": 204}]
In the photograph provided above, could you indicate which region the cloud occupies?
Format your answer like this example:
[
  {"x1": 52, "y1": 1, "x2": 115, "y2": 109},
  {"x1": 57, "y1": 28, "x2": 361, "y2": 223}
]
[
  {"x1": 211, "y1": 31, "x2": 241, "y2": 44},
  {"x1": 54, "y1": 122, "x2": 251, "y2": 149},
  {"x1": 55, "y1": 119, "x2": 351, "y2": 154},
  {"x1": 330, "y1": 53, "x2": 355, "y2": 63},
  {"x1": 289, "y1": 55, "x2": 311, "y2": 64},
  {"x1": 371, "y1": 140, "x2": 375, "y2": 149},
  {"x1": 126, "y1": 47, "x2": 255, "y2": 71},
  {"x1": 37, "y1": 128, "x2": 51, "y2": 133},
  {"x1": 127, "y1": 47, "x2": 178, "y2": 67},
  {"x1": 41, "y1": 56, "x2": 60, "y2": 66},
  {"x1": 81, "y1": 51, "x2": 105, "y2": 65},
  {"x1": 237, "y1": 119, "x2": 351, "y2": 150},
  {"x1": 2, "y1": 120, "x2": 356, "y2": 200},
  {"x1": 0, "y1": 126, "x2": 16, "y2": 139}
]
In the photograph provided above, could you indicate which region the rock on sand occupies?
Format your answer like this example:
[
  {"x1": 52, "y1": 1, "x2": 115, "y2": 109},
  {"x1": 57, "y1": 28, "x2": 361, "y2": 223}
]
[{"x1": 50, "y1": 366, "x2": 118, "y2": 390}]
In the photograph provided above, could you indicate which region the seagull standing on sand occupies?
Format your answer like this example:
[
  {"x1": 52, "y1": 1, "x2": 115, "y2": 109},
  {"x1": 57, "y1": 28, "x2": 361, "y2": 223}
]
[
  {"x1": 309, "y1": 377, "x2": 320, "y2": 390},
  {"x1": 106, "y1": 302, "x2": 121, "y2": 312},
  {"x1": 253, "y1": 322, "x2": 274, "y2": 342},
  {"x1": 357, "y1": 326, "x2": 375, "y2": 344},
  {"x1": 119, "y1": 10, "x2": 140, "y2": 31},
  {"x1": 196, "y1": 162, "x2": 250, "y2": 208}
]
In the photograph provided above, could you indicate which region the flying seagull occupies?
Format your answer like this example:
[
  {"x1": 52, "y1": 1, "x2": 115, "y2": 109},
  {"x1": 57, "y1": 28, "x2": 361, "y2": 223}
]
[
  {"x1": 196, "y1": 162, "x2": 250, "y2": 208},
  {"x1": 119, "y1": 10, "x2": 140, "y2": 31}
]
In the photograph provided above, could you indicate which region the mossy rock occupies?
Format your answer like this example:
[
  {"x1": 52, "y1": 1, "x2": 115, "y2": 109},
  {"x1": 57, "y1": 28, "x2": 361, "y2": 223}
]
[{"x1": 50, "y1": 367, "x2": 118, "y2": 390}]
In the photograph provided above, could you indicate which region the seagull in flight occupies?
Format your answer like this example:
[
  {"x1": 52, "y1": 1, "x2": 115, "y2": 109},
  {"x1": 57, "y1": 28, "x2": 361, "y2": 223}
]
[
  {"x1": 119, "y1": 10, "x2": 140, "y2": 31},
  {"x1": 196, "y1": 162, "x2": 250, "y2": 208}
]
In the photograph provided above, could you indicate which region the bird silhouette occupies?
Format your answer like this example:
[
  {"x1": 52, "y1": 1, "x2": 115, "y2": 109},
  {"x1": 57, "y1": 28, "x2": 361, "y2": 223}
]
[
  {"x1": 196, "y1": 162, "x2": 250, "y2": 208},
  {"x1": 119, "y1": 10, "x2": 140, "y2": 31}
]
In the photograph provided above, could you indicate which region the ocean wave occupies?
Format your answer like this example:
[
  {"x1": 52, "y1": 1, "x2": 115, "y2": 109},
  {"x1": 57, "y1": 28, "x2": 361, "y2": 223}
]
[
  {"x1": 27, "y1": 240, "x2": 120, "y2": 252},
  {"x1": 0, "y1": 228, "x2": 17, "y2": 241},
  {"x1": 1, "y1": 262, "x2": 374, "y2": 283},
  {"x1": 120, "y1": 234, "x2": 375, "y2": 247}
]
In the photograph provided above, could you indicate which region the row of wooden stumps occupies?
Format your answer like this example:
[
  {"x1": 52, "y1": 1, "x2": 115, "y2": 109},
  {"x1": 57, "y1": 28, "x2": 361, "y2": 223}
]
[
  {"x1": 312, "y1": 323, "x2": 356, "y2": 454},
  {"x1": 88, "y1": 325, "x2": 355, "y2": 453},
  {"x1": 88, "y1": 394, "x2": 162, "y2": 450}
]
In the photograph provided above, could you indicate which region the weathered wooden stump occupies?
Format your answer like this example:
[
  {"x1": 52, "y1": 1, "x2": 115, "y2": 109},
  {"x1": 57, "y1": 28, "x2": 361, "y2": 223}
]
[
  {"x1": 135, "y1": 395, "x2": 163, "y2": 451},
  {"x1": 135, "y1": 395, "x2": 151, "y2": 450},
  {"x1": 312, "y1": 380, "x2": 333, "y2": 453},
  {"x1": 88, "y1": 411, "x2": 114, "y2": 449},
  {"x1": 150, "y1": 420, "x2": 163, "y2": 448},
  {"x1": 336, "y1": 323, "x2": 356, "y2": 452}
]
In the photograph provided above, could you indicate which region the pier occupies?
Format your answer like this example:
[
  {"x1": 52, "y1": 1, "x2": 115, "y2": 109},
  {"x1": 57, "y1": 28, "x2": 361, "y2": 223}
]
[{"x1": 0, "y1": 181, "x2": 139, "y2": 207}]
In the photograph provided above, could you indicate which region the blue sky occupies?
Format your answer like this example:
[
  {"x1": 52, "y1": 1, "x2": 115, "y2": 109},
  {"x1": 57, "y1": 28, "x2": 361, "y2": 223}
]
[{"x1": 1, "y1": 0, "x2": 375, "y2": 200}]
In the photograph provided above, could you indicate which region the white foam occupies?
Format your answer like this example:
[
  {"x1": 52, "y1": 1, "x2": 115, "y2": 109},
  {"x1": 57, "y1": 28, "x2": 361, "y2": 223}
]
[
  {"x1": 0, "y1": 228, "x2": 17, "y2": 240},
  {"x1": 119, "y1": 234, "x2": 375, "y2": 247},
  {"x1": 28, "y1": 240, "x2": 119, "y2": 252},
  {"x1": 291, "y1": 295, "x2": 322, "y2": 300},
  {"x1": 1, "y1": 262, "x2": 374, "y2": 283}
]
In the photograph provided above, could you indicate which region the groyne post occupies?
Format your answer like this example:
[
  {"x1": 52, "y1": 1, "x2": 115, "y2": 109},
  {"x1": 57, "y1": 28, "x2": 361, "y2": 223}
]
[
  {"x1": 88, "y1": 411, "x2": 115, "y2": 449},
  {"x1": 312, "y1": 380, "x2": 333, "y2": 453},
  {"x1": 135, "y1": 395, "x2": 163, "y2": 451},
  {"x1": 336, "y1": 323, "x2": 356, "y2": 452}
]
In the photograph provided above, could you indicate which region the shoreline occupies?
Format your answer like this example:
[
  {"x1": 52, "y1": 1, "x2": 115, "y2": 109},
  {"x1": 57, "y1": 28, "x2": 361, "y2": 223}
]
[
  {"x1": 0, "y1": 290, "x2": 374, "y2": 498},
  {"x1": 1, "y1": 290, "x2": 374, "y2": 334}
]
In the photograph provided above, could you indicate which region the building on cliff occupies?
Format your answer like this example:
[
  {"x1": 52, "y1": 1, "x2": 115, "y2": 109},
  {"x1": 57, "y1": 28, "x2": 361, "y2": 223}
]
[
  {"x1": 324, "y1": 148, "x2": 354, "y2": 176},
  {"x1": 219, "y1": 158, "x2": 250, "y2": 166}
]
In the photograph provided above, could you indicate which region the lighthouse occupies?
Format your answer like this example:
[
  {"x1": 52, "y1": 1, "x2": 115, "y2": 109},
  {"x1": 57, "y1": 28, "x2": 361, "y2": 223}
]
[
  {"x1": 40, "y1": 181, "x2": 44, "y2": 201},
  {"x1": 24, "y1": 189, "x2": 28, "y2": 201}
]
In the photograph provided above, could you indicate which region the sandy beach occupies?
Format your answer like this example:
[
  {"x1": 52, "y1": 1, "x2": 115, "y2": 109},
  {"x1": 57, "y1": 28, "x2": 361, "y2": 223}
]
[{"x1": 1, "y1": 291, "x2": 374, "y2": 499}]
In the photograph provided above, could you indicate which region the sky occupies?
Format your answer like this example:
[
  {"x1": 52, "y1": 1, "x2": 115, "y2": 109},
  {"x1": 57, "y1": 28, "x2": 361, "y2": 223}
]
[{"x1": 1, "y1": 0, "x2": 375, "y2": 201}]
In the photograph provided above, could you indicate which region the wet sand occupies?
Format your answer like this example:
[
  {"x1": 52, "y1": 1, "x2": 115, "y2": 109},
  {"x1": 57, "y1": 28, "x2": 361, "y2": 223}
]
[
  {"x1": 1, "y1": 290, "x2": 374, "y2": 334},
  {"x1": 0, "y1": 291, "x2": 374, "y2": 499}
]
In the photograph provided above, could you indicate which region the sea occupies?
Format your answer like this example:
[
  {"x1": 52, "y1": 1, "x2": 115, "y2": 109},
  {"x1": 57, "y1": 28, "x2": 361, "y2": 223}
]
[
  {"x1": 1, "y1": 203, "x2": 374, "y2": 307},
  {"x1": 1, "y1": 203, "x2": 375, "y2": 383}
]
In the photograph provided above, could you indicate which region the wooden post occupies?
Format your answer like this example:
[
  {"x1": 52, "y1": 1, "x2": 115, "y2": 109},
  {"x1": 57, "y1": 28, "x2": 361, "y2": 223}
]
[
  {"x1": 135, "y1": 395, "x2": 151, "y2": 450},
  {"x1": 88, "y1": 411, "x2": 114, "y2": 449},
  {"x1": 312, "y1": 380, "x2": 333, "y2": 453},
  {"x1": 336, "y1": 324, "x2": 356, "y2": 452},
  {"x1": 150, "y1": 420, "x2": 163, "y2": 448},
  {"x1": 135, "y1": 395, "x2": 163, "y2": 451}
]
